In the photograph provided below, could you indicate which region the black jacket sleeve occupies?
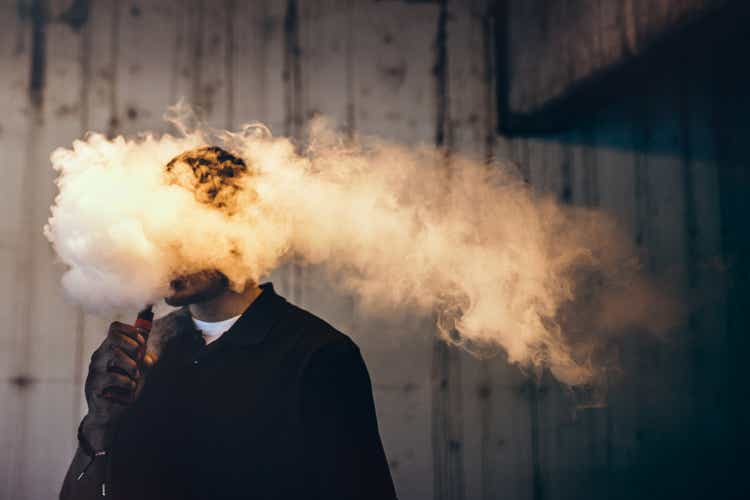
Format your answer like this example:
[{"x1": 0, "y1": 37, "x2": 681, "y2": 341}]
[
  {"x1": 302, "y1": 338, "x2": 398, "y2": 500},
  {"x1": 59, "y1": 421, "x2": 109, "y2": 500}
]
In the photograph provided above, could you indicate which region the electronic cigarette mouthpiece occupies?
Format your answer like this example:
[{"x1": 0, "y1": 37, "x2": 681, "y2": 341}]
[
  {"x1": 135, "y1": 305, "x2": 154, "y2": 335},
  {"x1": 134, "y1": 305, "x2": 154, "y2": 368}
]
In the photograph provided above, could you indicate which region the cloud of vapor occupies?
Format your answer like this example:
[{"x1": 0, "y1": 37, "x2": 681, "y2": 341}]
[{"x1": 44, "y1": 107, "x2": 683, "y2": 385}]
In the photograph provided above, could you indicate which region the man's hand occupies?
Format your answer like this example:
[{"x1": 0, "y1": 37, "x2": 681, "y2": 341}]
[{"x1": 80, "y1": 321, "x2": 156, "y2": 451}]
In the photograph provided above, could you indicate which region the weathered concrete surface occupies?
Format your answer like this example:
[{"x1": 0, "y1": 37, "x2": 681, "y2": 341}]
[
  {"x1": 0, "y1": 1, "x2": 741, "y2": 499},
  {"x1": 499, "y1": 0, "x2": 742, "y2": 131}
]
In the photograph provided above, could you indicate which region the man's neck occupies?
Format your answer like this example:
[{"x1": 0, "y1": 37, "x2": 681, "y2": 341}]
[{"x1": 189, "y1": 283, "x2": 263, "y2": 322}]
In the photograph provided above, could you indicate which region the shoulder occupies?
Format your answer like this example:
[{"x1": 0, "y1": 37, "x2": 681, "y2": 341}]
[
  {"x1": 284, "y1": 303, "x2": 359, "y2": 355},
  {"x1": 280, "y1": 301, "x2": 365, "y2": 371},
  {"x1": 283, "y1": 304, "x2": 370, "y2": 382}
]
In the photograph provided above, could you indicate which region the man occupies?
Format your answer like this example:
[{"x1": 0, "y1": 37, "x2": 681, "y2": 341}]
[{"x1": 60, "y1": 147, "x2": 397, "y2": 500}]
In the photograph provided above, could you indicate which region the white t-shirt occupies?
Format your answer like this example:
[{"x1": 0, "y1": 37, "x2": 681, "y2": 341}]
[{"x1": 192, "y1": 315, "x2": 242, "y2": 344}]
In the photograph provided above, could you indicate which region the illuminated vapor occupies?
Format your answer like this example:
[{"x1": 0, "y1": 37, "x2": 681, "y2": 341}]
[{"x1": 44, "y1": 106, "x2": 682, "y2": 385}]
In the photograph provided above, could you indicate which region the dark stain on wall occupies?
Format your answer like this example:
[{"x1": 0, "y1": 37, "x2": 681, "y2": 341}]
[
  {"x1": 190, "y1": 0, "x2": 206, "y2": 115},
  {"x1": 526, "y1": 379, "x2": 544, "y2": 500},
  {"x1": 283, "y1": 0, "x2": 303, "y2": 139},
  {"x1": 432, "y1": 0, "x2": 448, "y2": 148},
  {"x1": 377, "y1": 62, "x2": 407, "y2": 90},
  {"x1": 60, "y1": 0, "x2": 90, "y2": 31},
  {"x1": 283, "y1": 0, "x2": 304, "y2": 304},
  {"x1": 8, "y1": 374, "x2": 37, "y2": 390},
  {"x1": 25, "y1": 0, "x2": 47, "y2": 107},
  {"x1": 224, "y1": 0, "x2": 236, "y2": 129}
]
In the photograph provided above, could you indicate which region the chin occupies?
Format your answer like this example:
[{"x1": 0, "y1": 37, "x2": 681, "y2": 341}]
[
  {"x1": 165, "y1": 270, "x2": 229, "y2": 306},
  {"x1": 164, "y1": 294, "x2": 196, "y2": 307}
]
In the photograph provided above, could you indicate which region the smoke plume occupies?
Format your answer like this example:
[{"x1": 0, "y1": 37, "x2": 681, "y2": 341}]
[{"x1": 44, "y1": 107, "x2": 682, "y2": 385}]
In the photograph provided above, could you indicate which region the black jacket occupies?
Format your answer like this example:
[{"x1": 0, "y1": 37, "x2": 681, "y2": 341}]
[{"x1": 64, "y1": 283, "x2": 397, "y2": 500}]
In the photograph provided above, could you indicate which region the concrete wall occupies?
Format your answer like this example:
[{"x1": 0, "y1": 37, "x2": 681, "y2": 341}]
[
  {"x1": 501, "y1": 0, "x2": 731, "y2": 117},
  {"x1": 0, "y1": 1, "x2": 742, "y2": 499}
]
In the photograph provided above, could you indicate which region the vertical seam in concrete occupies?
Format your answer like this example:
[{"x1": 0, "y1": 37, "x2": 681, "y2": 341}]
[
  {"x1": 191, "y1": 0, "x2": 205, "y2": 114},
  {"x1": 582, "y1": 129, "x2": 599, "y2": 207},
  {"x1": 478, "y1": 370, "x2": 492, "y2": 500},
  {"x1": 630, "y1": 88, "x2": 652, "y2": 469},
  {"x1": 581, "y1": 122, "x2": 609, "y2": 492},
  {"x1": 106, "y1": 1, "x2": 121, "y2": 137},
  {"x1": 431, "y1": 341, "x2": 447, "y2": 499},
  {"x1": 9, "y1": 2, "x2": 47, "y2": 495},
  {"x1": 604, "y1": 372, "x2": 614, "y2": 492},
  {"x1": 560, "y1": 145, "x2": 573, "y2": 204},
  {"x1": 633, "y1": 103, "x2": 651, "y2": 268},
  {"x1": 10, "y1": 113, "x2": 39, "y2": 500},
  {"x1": 431, "y1": 1, "x2": 448, "y2": 497},
  {"x1": 278, "y1": 0, "x2": 292, "y2": 298},
  {"x1": 679, "y1": 73, "x2": 701, "y2": 428},
  {"x1": 225, "y1": 0, "x2": 236, "y2": 129},
  {"x1": 344, "y1": 0, "x2": 357, "y2": 334},
  {"x1": 283, "y1": 0, "x2": 304, "y2": 304},
  {"x1": 679, "y1": 83, "x2": 698, "y2": 293},
  {"x1": 480, "y1": 3, "x2": 496, "y2": 499},
  {"x1": 73, "y1": 0, "x2": 93, "y2": 433},
  {"x1": 257, "y1": 0, "x2": 269, "y2": 123},
  {"x1": 482, "y1": 3, "x2": 496, "y2": 165},
  {"x1": 433, "y1": 0, "x2": 449, "y2": 149},
  {"x1": 169, "y1": 5, "x2": 185, "y2": 106},
  {"x1": 28, "y1": 0, "x2": 46, "y2": 107},
  {"x1": 450, "y1": 353, "x2": 465, "y2": 500},
  {"x1": 431, "y1": 2, "x2": 465, "y2": 499},
  {"x1": 283, "y1": 0, "x2": 303, "y2": 139},
  {"x1": 432, "y1": 2, "x2": 449, "y2": 496},
  {"x1": 345, "y1": 0, "x2": 356, "y2": 140},
  {"x1": 528, "y1": 379, "x2": 544, "y2": 500},
  {"x1": 493, "y1": 0, "x2": 510, "y2": 133}
]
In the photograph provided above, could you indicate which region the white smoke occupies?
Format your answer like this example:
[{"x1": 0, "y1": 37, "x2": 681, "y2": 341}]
[{"x1": 44, "y1": 107, "x2": 682, "y2": 385}]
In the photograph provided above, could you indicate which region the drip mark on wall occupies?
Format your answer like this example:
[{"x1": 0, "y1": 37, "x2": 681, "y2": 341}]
[
  {"x1": 480, "y1": 5, "x2": 496, "y2": 498},
  {"x1": 431, "y1": 1, "x2": 465, "y2": 499},
  {"x1": 528, "y1": 379, "x2": 544, "y2": 500},
  {"x1": 28, "y1": 0, "x2": 46, "y2": 107},
  {"x1": 433, "y1": 0, "x2": 448, "y2": 149},
  {"x1": 191, "y1": 0, "x2": 206, "y2": 115},
  {"x1": 345, "y1": 0, "x2": 356, "y2": 138},
  {"x1": 225, "y1": 0, "x2": 236, "y2": 129},
  {"x1": 283, "y1": 0, "x2": 304, "y2": 304},
  {"x1": 106, "y1": 1, "x2": 121, "y2": 137}
]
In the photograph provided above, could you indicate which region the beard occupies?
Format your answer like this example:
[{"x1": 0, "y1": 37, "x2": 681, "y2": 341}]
[{"x1": 164, "y1": 270, "x2": 230, "y2": 306}]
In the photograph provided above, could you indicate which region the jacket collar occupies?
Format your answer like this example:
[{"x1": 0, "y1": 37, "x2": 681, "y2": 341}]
[
  {"x1": 214, "y1": 282, "x2": 288, "y2": 346},
  {"x1": 169, "y1": 282, "x2": 287, "y2": 351}
]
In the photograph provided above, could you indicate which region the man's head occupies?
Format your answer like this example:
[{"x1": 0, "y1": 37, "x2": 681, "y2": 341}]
[
  {"x1": 163, "y1": 146, "x2": 248, "y2": 306},
  {"x1": 164, "y1": 145, "x2": 248, "y2": 211}
]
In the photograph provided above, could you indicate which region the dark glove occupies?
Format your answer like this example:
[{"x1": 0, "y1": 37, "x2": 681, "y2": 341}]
[{"x1": 79, "y1": 321, "x2": 156, "y2": 452}]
